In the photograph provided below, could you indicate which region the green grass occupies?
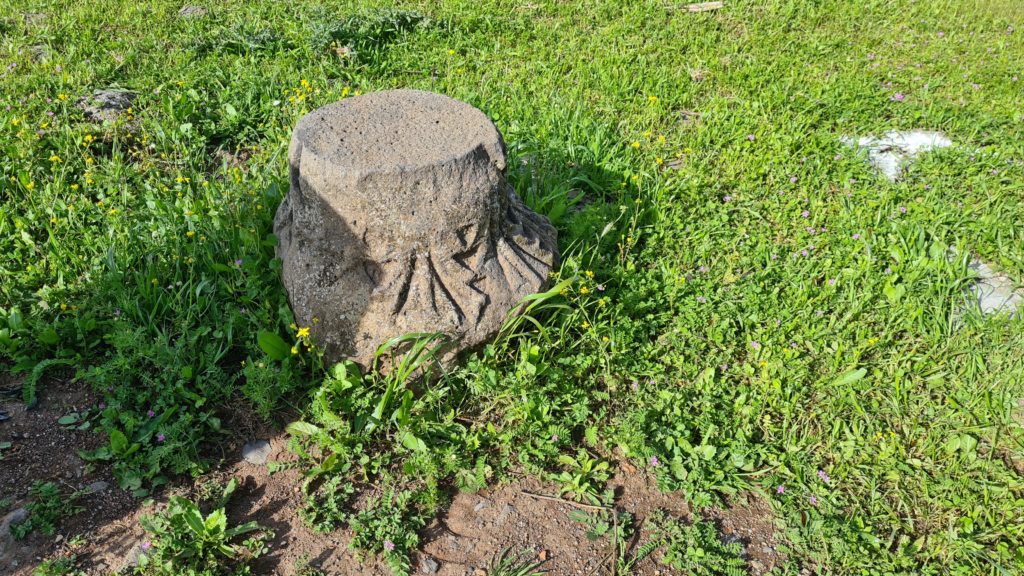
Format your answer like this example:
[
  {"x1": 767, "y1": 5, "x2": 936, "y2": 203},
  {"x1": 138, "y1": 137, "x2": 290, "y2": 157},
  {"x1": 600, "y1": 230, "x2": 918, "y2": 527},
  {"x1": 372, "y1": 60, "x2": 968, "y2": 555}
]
[{"x1": 1, "y1": 0, "x2": 1023, "y2": 574}]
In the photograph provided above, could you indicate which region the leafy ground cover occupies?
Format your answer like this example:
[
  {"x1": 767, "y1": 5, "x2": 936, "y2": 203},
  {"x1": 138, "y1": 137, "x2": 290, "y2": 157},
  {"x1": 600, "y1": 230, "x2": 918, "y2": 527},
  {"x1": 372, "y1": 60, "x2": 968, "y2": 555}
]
[{"x1": 1, "y1": 0, "x2": 1023, "y2": 574}]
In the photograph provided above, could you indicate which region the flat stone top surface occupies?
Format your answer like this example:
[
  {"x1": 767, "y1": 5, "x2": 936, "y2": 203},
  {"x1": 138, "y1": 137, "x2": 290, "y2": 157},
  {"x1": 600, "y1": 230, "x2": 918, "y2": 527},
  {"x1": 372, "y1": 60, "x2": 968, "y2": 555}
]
[{"x1": 295, "y1": 89, "x2": 504, "y2": 171}]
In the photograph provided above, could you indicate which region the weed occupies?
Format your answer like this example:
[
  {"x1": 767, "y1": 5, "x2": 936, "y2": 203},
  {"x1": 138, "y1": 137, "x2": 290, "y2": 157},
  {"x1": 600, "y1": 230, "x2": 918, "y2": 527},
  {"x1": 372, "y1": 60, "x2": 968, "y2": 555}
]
[
  {"x1": 137, "y1": 479, "x2": 269, "y2": 576},
  {"x1": 32, "y1": 555, "x2": 84, "y2": 576},
  {"x1": 648, "y1": 510, "x2": 745, "y2": 576},
  {"x1": 12, "y1": 481, "x2": 83, "y2": 540},
  {"x1": 487, "y1": 547, "x2": 547, "y2": 576}
]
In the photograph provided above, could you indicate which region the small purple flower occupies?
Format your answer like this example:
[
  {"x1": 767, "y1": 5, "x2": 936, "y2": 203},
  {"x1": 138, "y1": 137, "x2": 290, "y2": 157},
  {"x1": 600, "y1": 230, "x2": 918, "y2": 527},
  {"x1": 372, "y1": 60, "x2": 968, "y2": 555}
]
[
  {"x1": 114, "y1": 308, "x2": 122, "y2": 317},
  {"x1": 817, "y1": 469, "x2": 831, "y2": 483},
  {"x1": 719, "y1": 363, "x2": 729, "y2": 371},
  {"x1": 898, "y1": 206, "x2": 907, "y2": 214},
  {"x1": 770, "y1": 253, "x2": 778, "y2": 260},
  {"x1": 631, "y1": 380, "x2": 639, "y2": 391},
  {"x1": 828, "y1": 278, "x2": 837, "y2": 286},
  {"x1": 551, "y1": 434, "x2": 559, "y2": 442},
  {"x1": 147, "y1": 410, "x2": 156, "y2": 418},
  {"x1": 885, "y1": 266, "x2": 893, "y2": 274},
  {"x1": 747, "y1": 134, "x2": 756, "y2": 141},
  {"x1": 750, "y1": 341, "x2": 761, "y2": 350},
  {"x1": 698, "y1": 265, "x2": 709, "y2": 274},
  {"x1": 776, "y1": 485, "x2": 785, "y2": 494},
  {"x1": 99, "y1": 402, "x2": 107, "y2": 409},
  {"x1": 790, "y1": 176, "x2": 798, "y2": 184},
  {"x1": 55, "y1": 65, "x2": 62, "y2": 73},
  {"x1": 383, "y1": 540, "x2": 395, "y2": 552},
  {"x1": 156, "y1": 433, "x2": 166, "y2": 443},
  {"x1": 806, "y1": 227, "x2": 816, "y2": 234},
  {"x1": 809, "y1": 495, "x2": 818, "y2": 506},
  {"x1": 801, "y1": 249, "x2": 809, "y2": 257},
  {"x1": 141, "y1": 541, "x2": 152, "y2": 552},
  {"x1": 596, "y1": 284, "x2": 605, "y2": 292},
  {"x1": 937, "y1": 31, "x2": 945, "y2": 38},
  {"x1": 234, "y1": 258, "x2": 243, "y2": 266},
  {"x1": 801, "y1": 210, "x2": 810, "y2": 218},
  {"x1": 834, "y1": 153, "x2": 842, "y2": 161},
  {"x1": 695, "y1": 296, "x2": 707, "y2": 304},
  {"x1": 1013, "y1": 76, "x2": 1019, "y2": 82},
  {"x1": 891, "y1": 92, "x2": 906, "y2": 102},
  {"x1": 650, "y1": 456, "x2": 660, "y2": 467},
  {"x1": 723, "y1": 194, "x2": 732, "y2": 203},
  {"x1": 852, "y1": 233, "x2": 861, "y2": 240}
]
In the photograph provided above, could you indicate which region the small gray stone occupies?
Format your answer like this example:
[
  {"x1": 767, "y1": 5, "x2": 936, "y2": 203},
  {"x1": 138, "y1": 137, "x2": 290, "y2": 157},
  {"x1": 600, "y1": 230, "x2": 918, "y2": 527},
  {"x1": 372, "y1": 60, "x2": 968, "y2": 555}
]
[
  {"x1": 0, "y1": 508, "x2": 29, "y2": 563},
  {"x1": 242, "y1": 440, "x2": 272, "y2": 465},
  {"x1": 420, "y1": 555, "x2": 440, "y2": 574},
  {"x1": 29, "y1": 44, "x2": 51, "y2": 62},
  {"x1": 494, "y1": 504, "x2": 516, "y2": 526},
  {"x1": 77, "y1": 89, "x2": 136, "y2": 123},
  {"x1": 177, "y1": 5, "x2": 208, "y2": 18},
  {"x1": 83, "y1": 481, "x2": 109, "y2": 494},
  {"x1": 22, "y1": 13, "x2": 48, "y2": 26},
  {"x1": 472, "y1": 498, "x2": 490, "y2": 513}
]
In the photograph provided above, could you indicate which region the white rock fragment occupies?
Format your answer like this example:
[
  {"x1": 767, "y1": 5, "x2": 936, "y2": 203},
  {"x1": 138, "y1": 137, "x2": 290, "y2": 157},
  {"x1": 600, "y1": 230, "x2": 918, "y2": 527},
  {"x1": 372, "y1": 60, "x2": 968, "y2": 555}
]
[
  {"x1": 968, "y1": 259, "x2": 1023, "y2": 316},
  {"x1": 841, "y1": 130, "x2": 952, "y2": 181}
]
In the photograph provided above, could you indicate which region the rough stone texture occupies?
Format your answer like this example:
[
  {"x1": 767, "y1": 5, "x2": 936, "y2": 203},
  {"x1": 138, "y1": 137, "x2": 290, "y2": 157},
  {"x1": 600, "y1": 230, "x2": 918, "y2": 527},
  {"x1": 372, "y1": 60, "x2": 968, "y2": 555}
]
[
  {"x1": 28, "y1": 44, "x2": 51, "y2": 62},
  {"x1": 77, "y1": 89, "x2": 136, "y2": 123},
  {"x1": 177, "y1": 5, "x2": 208, "y2": 18},
  {"x1": 968, "y1": 258, "x2": 1023, "y2": 316},
  {"x1": 242, "y1": 439, "x2": 272, "y2": 465},
  {"x1": 0, "y1": 508, "x2": 29, "y2": 565},
  {"x1": 841, "y1": 130, "x2": 952, "y2": 181},
  {"x1": 274, "y1": 90, "x2": 558, "y2": 368}
]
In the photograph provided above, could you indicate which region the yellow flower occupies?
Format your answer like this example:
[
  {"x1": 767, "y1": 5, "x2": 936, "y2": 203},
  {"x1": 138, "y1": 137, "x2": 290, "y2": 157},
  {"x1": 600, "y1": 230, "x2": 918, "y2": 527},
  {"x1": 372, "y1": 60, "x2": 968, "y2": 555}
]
[
  {"x1": 60, "y1": 303, "x2": 67, "y2": 311},
  {"x1": 58, "y1": 93, "x2": 68, "y2": 101},
  {"x1": 580, "y1": 286, "x2": 589, "y2": 294},
  {"x1": 291, "y1": 346, "x2": 299, "y2": 355},
  {"x1": 49, "y1": 155, "x2": 61, "y2": 163},
  {"x1": 448, "y1": 49, "x2": 455, "y2": 55},
  {"x1": 151, "y1": 278, "x2": 158, "y2": 285},
  {"x1": 296, "y1": 327, "x2": 310, "y2": 338},
  {"x1": 631, "y1": 141, "x2": 640, "y2": 149},
  {"x1": 70, "y1": 184, "x2": 79, "y2": 190},
  {"x1": 26, "y1": 182, "x2": 35, "y2": 190},
  {"x1": 657, "y1": 135, "x2": 666, "y2": 144},
  {"x1": 581, "y1": 320, "x2": 590, "y2": 329},
  {"x1": 655, "y1": 157, "x2": 664, "y2": 165},
  {"x1": 648, "y1": 95, "x2": 658, "y2": 103},
  {"x1": 585, "y1": 270, "x2": 594, "y2": 278},
  {"x1": 186, "y1": 230, "x2": 195, "y2": 238}
]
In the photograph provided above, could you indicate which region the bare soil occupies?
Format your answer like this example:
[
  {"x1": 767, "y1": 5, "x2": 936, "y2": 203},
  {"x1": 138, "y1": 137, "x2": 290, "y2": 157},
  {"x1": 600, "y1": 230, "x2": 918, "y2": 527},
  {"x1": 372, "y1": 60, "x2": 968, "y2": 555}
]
[{"x1": 0, "y1": 379, "x2": 784, "y2": 575}]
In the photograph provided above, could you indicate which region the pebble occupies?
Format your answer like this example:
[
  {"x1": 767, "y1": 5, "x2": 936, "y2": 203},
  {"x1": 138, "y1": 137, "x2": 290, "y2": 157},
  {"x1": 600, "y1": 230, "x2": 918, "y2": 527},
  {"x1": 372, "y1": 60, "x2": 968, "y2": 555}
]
[
  {"x1": 242, "y1": 440, "x2": 272, "y2": 465},
  {"x1": 420, "y1": 555, "x2": 440, "y2": 574},
  {"x1": 494, "y1": 504, "x2": 515, "y2": 526},
  {"x1": 177, "y1": 5, "x2": 208, "y2": 18},
  {"x1": 84, "y1": 480, "x2": 110, "y2": 494}
]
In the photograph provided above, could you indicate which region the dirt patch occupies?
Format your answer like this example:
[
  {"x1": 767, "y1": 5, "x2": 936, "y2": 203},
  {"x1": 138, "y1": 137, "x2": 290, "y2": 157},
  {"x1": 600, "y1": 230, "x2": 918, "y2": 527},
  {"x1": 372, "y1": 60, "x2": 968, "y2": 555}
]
[
  {"x1": 709, "y1": 492, "x2": 786, "y2": 574},
  {"x1": 1, "y1": 378, "x2": 785, "y2": 575},
  {"x1": 0, "y1": 374, "x2": 136, "y2": 574}
]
